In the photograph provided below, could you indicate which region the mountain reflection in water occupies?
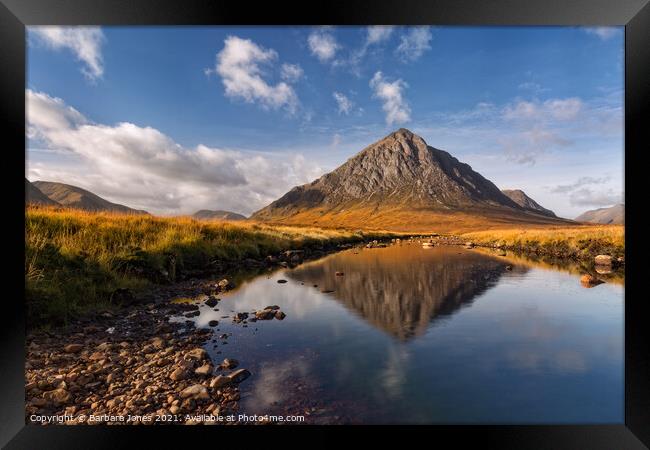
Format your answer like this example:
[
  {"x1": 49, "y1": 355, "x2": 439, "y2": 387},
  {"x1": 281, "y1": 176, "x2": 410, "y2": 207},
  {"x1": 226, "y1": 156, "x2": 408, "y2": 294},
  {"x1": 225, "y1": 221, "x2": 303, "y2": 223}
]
[{"x1": 288, "y1": 245, "x2": 526, "y2": 340}]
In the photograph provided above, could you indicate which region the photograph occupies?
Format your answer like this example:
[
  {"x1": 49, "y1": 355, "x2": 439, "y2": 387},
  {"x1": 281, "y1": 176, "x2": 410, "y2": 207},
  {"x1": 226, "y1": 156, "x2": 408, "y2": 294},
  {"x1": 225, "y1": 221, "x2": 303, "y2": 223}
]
[{"x1": 24, "y1": 25, "x2": 626, "y2": 426}]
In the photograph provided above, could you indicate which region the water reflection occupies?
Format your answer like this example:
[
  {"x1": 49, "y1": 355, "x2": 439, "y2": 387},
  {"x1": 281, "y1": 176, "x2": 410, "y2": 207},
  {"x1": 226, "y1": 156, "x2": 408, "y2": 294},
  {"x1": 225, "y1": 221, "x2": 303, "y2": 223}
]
[
  {"x1": 288, "y1": 245, "x2": 525, "y2": 340},
  {"x1": 172, "y1": 243, "x2": 623, "y2": 423}
]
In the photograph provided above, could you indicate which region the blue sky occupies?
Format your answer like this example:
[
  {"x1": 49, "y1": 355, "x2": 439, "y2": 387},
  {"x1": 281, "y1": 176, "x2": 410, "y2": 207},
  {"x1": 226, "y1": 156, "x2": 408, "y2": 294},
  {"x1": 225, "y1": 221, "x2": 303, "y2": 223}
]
[{"x1": 26, "y1": 26, "x2": 624, "y2": 218}]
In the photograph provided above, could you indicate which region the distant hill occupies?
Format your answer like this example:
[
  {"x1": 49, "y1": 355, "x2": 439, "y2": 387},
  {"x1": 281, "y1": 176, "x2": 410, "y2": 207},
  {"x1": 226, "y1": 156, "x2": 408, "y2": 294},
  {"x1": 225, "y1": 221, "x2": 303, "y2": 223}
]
[
  {"x1": 575, "y1": 204, "x2": 624, "y2": 225},
  {"x1": 501, "y1": 189, "x2": 556, "y2": 218},
  {"x1": 192, "y1": 210, "x2": 247, "y2": 221},
  {"x1": 32, "y1": 181, "x2": 149, "y2": 215},
  {"x1": 251, "y1": 128, "x2": 573, "y2": 233},
  {"x1": 26, "y1": 178, "x2": 60, "y2": 206}
]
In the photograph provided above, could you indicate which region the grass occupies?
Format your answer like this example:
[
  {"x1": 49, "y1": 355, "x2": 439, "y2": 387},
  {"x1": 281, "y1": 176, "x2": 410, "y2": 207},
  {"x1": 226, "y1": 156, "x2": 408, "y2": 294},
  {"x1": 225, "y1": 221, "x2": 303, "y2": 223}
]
[
  {"x1": 25, "y1": 206, "x2": 398, "y2": 326},
  {"x1": 257, "y1": 203, "x2": 576, "y2": 233},
  {"x1": 461, "y1": 225, "x2": 625, "y2": 261}
]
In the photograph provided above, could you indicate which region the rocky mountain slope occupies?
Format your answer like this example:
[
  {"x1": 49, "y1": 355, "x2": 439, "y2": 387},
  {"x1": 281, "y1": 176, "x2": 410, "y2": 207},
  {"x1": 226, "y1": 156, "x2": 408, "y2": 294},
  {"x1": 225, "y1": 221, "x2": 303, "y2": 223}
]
[
  {"x1": 252, "y1": 129, "x2": 571, "y2": 232},
  {"x1": 32, "y1": 181, "x2": 148, "y2": 215},
  {"x1": 575, "y1": 204, "x2": 624, "y2": 225},
  {"x1": 192, "y1": 210, "x2": 246, "y2": 221},
  {"x1": 501, "y1": 189, "x2": 556, "y2": 218},
  {"x1": 26, "y1": 178, "x2": 61, "y2": 206}
]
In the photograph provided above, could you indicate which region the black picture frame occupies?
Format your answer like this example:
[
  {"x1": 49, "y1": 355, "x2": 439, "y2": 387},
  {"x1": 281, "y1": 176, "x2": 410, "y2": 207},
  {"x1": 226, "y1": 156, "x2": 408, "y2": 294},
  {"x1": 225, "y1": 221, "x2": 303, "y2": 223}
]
[{"x1": 2, "y1": 0, "x2": 648, "y2": 447}]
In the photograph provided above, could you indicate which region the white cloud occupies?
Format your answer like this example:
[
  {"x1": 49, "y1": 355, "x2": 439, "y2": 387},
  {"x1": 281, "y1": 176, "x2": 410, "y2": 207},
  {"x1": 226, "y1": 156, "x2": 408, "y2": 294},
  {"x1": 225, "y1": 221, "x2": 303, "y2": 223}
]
[
  {"x1": 584, "y1": 27, "x2": 621, "y2": 41},
  {"x1": 503, "y1": 97, "x2": 583, "y2": 121},
  {"x1": 370, "y1": 72, "x2": 411, "y2": 125},
  {"x1": 366, "y1": 26, "x2": 394, "y2": 45},
  {"x1": 26, "y1": 90, "x2": 323, "y2": 215},
  {"x1": 30, "y1": 26, "x2": 105, "y2": 80},
  {"x1": 333, "y1": 92, "x2": 354, "y2": 115},
  {"x1": 307, "y1": 27, "x2": 339, "y2": 63},
  {"x1": 214, "y1": 36, "x2": 298, "y2": 113},
  {"x1": 280, "y1": 63, "x2": 304, "y2": 82},
  {"x1": 395, "y1": 27, "x2": 432, "y2": 62}
]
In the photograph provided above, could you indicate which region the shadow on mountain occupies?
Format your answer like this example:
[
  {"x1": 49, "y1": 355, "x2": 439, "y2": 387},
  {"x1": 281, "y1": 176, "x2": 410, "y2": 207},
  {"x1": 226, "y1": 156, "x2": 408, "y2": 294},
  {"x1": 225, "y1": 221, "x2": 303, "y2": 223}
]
[{"x1": 288, "y1": 244, "x2": 526, "y2": 340}]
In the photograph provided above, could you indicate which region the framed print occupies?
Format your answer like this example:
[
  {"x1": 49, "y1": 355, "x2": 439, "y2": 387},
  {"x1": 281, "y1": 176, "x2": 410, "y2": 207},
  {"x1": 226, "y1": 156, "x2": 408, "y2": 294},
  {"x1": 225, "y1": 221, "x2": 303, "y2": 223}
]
[{"x1": 1, "y1": 0, "x2": 649, "y2": 447}]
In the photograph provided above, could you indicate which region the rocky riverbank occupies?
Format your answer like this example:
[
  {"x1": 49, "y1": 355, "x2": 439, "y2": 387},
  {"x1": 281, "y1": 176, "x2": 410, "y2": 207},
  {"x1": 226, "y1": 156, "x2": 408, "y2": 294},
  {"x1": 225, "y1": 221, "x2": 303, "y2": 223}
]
[{"x1": 25, "y1": 238, "x2": 398, "y2": 425}]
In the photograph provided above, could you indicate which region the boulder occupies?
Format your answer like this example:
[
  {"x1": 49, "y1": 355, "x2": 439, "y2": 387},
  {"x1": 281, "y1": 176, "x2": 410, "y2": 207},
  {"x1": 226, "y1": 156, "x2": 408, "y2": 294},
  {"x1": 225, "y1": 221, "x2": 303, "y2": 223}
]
[
  {"x1": 204, "y1": 297, "x2": 219, "y2": 308},
  {"x1": 63, "y1": 344, "x2": 83, "y2": 354},
  {"x1": 195, "y1": 363, "x2": 213, "y2": 377},
  {"x1": 169, "y1": 367, "x2": 188, "y2": 381},
  {"x1": 186, "y1": 348, "x2": 207, "y2": 360},
  {"x1": 180, "y1": 384, "x2": 209, "y2": 401},
  {"x1": 275, "y1": 311, "x2": 286, "y2": 320},
  {"x1": 42, "y1": 388, "x2": 71, "y2": 405},
  {"x1": 209, "y1": 375, "x2": 231, "y2": 388},
  {"x1": 228, "y1": 369, "x2": 251, "y2": 384},
  {"x1": 221, "y1": 358, "x2": 238, "y2": 369},
  {"x1": 580, "y1": 274, "x2": 604, "y2": 288},
  {"x1": 594, "y1": 255, "x2": 613, "y2": 266}
]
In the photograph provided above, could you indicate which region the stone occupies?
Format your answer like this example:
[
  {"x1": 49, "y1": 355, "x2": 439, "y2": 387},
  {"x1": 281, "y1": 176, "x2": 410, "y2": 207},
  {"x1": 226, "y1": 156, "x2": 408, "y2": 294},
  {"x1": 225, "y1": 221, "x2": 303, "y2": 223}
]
[
  {"x1": 277, "y1": 279, "x2": 288, "y2": 284},
  {"x1": 335, "y1": 271, "x2": 344, "y2": 276},
  {"x1": 88, "y1": 352, "x2": 104, "y2": 361},
  {"x1": 580, "y1": 274, "x2": 604, "y2": 288},
  {"x1": 274, "y1": 311, "x2": 286, "y2": 320},
  {"x1": 205, "y1": 297, "x2": 219, "y2": 308},
  {"x1": 255, "y1": 310, "x2": 275, "y2": 320},
  {"x1": 150, "y1": 337, "x2": 166, "y2": 349},
  {"x1": 221, "y1": 358, "x2": 238, "y2": 369},
  {"x1": 180, "y1": 384, "x2": 209, "y2": 400},
  {"x1": 195, "y1": 363, "x2": 213, "y2": 377},
  {"x1": 208, "y1": 320, "x2": 219, "y2": 327},
  {"x1": 264, "y1": 305, "x2": 280, "y2": 311},
  {"x1": 594, "y1": 255, "x2": 613, "y2": 266},
  {"x1": 209, "y1": 375, "x2": 231, "y2": 388},
  {"x1": 42, "y1": 388, "x2": 71, "y2": 405},
  {"x1": 228, "y1": 369, "x2": 251, "y2": 384},
  {"x1": 186, "y1": 348, "x2": 207, "y2": 360},
  {"x1": 169, "y1": 368, "x2": 188, "y2": 381},
  {"x1": 505, "y1": 265, "x2": 513, "y2": 271},
  {"x1": 217, "y1": 279, "x2": 233, "y2": 290},
  {"x1": 64, "y1": 344, "x2": 83, "y2": 353}
]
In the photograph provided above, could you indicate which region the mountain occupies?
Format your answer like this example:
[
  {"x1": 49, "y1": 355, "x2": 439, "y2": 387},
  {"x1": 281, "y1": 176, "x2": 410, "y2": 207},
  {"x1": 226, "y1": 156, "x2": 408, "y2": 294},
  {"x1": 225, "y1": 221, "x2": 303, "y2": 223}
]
[
  {"x1": 26, "y1": 178, "x2": 61, "y2": 206},
  {"x1": 251, "y1": 128, "x2": 572, "y2": 232},
  {"x1": 32, "y1": 181, "x2": 149, "y2": 215},
  {"x1": 575, "y1": 204, "x2": 624, "y2": 225},
  {"x1": 192, "y1": 210, "x2": 246, "y2": 221},
  {"x1": 501, "y1": 189, "x2": 556, "y2": 217}
]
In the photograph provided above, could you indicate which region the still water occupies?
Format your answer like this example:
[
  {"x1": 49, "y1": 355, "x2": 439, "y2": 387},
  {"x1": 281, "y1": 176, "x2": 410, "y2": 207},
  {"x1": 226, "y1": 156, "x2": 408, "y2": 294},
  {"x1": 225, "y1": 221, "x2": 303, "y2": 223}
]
[{"x1": 180, "y1": 244, "x2": 623, "y2": 424}]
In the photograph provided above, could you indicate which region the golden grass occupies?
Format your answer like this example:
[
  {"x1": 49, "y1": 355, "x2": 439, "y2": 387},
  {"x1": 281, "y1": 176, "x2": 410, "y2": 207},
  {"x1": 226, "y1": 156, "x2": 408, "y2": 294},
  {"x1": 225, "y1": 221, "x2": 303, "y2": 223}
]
[
  {"x1": 25, "y1": 205, "x2": 398, "y2": 325},
  {"x1": 462, "y1": 224, "x2": 624, "y2": 260},
  {"x1": 256, "y1": 204, "x2": 576, "y2": 234}
]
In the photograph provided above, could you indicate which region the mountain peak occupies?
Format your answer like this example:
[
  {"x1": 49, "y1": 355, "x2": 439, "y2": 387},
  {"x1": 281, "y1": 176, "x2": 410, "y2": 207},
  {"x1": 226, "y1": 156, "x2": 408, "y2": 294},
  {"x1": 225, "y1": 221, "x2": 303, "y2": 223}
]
[
  {"x1": 501, "y1": 189, "x2": 556, "y2": 218},
  {"x1": 251, "y1": 131, "x2": 570, "y2": 231}
]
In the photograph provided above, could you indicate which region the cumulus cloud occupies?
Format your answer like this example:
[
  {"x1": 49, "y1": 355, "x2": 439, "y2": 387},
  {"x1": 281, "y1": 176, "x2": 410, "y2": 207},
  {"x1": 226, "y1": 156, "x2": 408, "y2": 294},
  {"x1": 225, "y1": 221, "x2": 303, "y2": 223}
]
[
  {"x1": 370, "y1": 72, "x2": 411, "y2": 125},
  {"x1": 395, "y1": 27, "x2": 432, "y2": 62},
  {"x1": 366, "y1": 26, "x2": 394, "y2": 46},
  {"x1": 26, "y1": 89, "x2": 323, "y2": 215},
  {"x1": 280, "y1": 63, "x2": 304, "y2": 82},
  {"x1": 500, "y1": 126, "x2": 572, "y2": 165},
  {"x1": 503, "y1": 97, "x2": 583, "y2": 121},
  {"x1": 333, "y1": 92, "x2": 354, "y2": 115},
  {"x1": 584, "y1": 27, "x2": 621, "y2": 41},
  {"x1": 307, "y1": 27, "x2": 339, "y2": 63},
  {"x1": 214, "y1": 36, "x2": 298, "y2": 113},
  {"x1": 548, "y1": 176, "x2": 621, "y2": 208},
  {"x1": 30, "y1": 26, "x2": 105, "y2": 80}
]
